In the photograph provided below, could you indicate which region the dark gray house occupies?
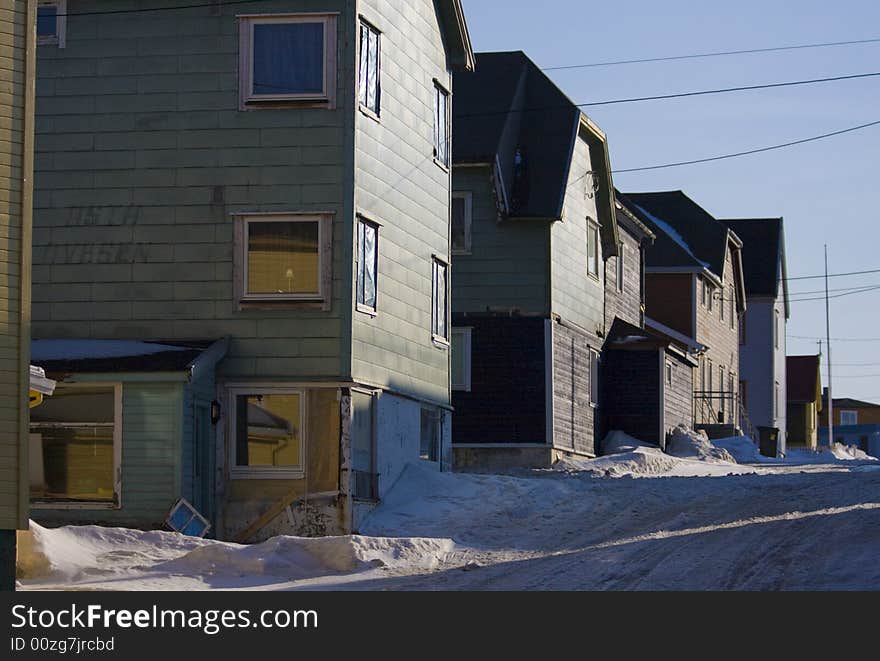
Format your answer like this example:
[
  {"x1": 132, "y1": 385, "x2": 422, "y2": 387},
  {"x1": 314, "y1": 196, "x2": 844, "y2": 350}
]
[{"x1": 449, "y1": 51, "x2": 619, "y2": 468}]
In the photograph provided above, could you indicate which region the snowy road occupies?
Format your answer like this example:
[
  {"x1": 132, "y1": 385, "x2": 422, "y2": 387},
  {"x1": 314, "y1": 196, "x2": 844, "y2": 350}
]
[{"x1": 20, "y1": 446, "x2": 880, "y2": 591}]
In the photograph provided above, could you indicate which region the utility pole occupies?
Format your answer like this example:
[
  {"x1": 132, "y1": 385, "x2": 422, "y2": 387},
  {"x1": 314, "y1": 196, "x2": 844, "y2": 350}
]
[{"x1": 825, "y1": 245, "x2": 834, "y2": 449}]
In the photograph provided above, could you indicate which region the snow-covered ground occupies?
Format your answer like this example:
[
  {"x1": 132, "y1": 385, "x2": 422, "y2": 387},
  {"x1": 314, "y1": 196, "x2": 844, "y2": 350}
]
[{"x1": 19, "y1": 432, "x2": 880, "y2": 591}]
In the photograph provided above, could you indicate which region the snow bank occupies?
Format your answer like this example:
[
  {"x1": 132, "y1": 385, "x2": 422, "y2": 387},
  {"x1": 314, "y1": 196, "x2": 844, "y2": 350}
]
[
  {"x1": 831, "y1": 443, "x2": 876, "y2": 461},
  {"x1": 667, "y1": 426, "x2": 736, "y2": 463},
  {"x1": 559, "y1": 447, "x2": 681, "y2": 478},
  {"x1": 600, "y1": 430, "x2": 658, "y2": 455},
  {"x1": 785, "y1": 443, "x2": 879, "y2": 464},
  {"x1": 711, "y1": 435, "x2": 766, "y2": 463}
]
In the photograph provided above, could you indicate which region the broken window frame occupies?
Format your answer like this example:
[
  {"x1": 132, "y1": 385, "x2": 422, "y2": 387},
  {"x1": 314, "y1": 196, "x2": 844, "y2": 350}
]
[
  {"x1": 227, "y1": 385, "x2": 306, "y2": 480},
  {"x1": 37, "y1": 0, "x2": 66, "y2": 48},
  {"x1": 357, "y1": 18, "x2": 381, "y2": 117},
  {"x1": 451, "y1": 327, "x2": 472, "y2": 391},
  {"x1": 29, "y1": 382, "x2": 122, "y2": 510},
  {"x1": 431, "y1": 257, "x2": 449, "y2": 344},
  {"x1": 451, "y1": 191, "x2": 472, "y2": 255},
  {"x1": 356, "y1": 215, "x2": 379, "y2": 315}
]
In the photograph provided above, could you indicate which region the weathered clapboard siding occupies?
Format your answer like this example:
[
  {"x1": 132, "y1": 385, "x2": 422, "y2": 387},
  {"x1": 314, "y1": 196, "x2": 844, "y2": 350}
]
[
  {"x1": 550, "y1": 129, "x2": 604, "y2": 338},
  {"x1": 31, "y1": 0, "x2": 353, "y2": 382},
  {"x1": 351, "y1": 0, "x2": 453, "y2": 405},
  {"x1": 551, "y1": 323, "x2": 595, "y2": 456},
  {"x1": 0, "y1": 0, "x2": 33, "y2": 531},
  {"x1": 605, "y1": 224, "x2": 642, "y2": 329},
  {"x1": 33, "y1": 382, "x2": 183, "y2": 529},
  {"x1": 452, "y1": 167, "x2": 549, "y2": 316},
  {"x1": 451, "y1": 315, "x2": 545, "y2": 444}
]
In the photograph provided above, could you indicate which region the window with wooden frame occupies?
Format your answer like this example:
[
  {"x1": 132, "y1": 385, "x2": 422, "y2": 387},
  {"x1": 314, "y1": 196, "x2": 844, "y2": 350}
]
[
  {"x1": 238, "y1": 13, "x2": 337, "y2": 108},
  {"x1": 700, "y1": 277, "x2": 707, "y2": 307},
  {"x1": 451, "y1": 192, "x2": 472, "y2": 255},
  {"x1": 707, "y1": 283, "x2": 714, "y2": 312},
  {"x1": 616, "y1": 241, "x2": 625, "y2": 292},
  {"x1": 589, "y1": 349, "x2": 600, "y2": 406},
  {"x1": 587, "y1": 219, "x2": 600, "y2": 279},
  {"x1": 431, "y1": 257, "x2": 448, "y2": 343},
  {"x1": 228, "y1": 386, "x2": 305, "y2": 479},
  {"x1": 37, "y1": 0, "x2": 66, "y2": 47},
  {"x1": 451, "y1": 327, "x2": 472, "y2": 391},
  {"x1": 433, "y1": 82, "x2": 450, "y2": 167},
  {"x1": 357, "y1": 19, "x2": 381, "y2": 116},
  {"x1": 356, "y1": 216, "x2": 379, "y2": 314},
  {"x1": 29, "y1": 383, "x2": 122, "y2": 508},
  {"x1": 234, "y1": 212, "x2": 332, "y2": 308}
]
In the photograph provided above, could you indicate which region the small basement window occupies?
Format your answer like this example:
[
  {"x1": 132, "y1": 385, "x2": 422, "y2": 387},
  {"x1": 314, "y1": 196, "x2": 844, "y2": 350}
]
[
  {"x1": 239, "y1": 14, "x2": 337, "y2": 107},
  {"x1": 234, "y1": 213, "x2": 332, "y2": 307},
  {"x1": 30, "y1": 383, "x2": 121, "y2": 507},
  {"x1": 228, "y1": 388, "x2": 304, "y2": 479},
  {"x1": 37, "y1": 0, "x2": 66, "y2": 47}
]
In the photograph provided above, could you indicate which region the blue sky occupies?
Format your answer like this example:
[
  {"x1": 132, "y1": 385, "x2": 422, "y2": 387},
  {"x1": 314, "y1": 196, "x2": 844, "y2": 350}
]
[{"x1": 461, "y1": 0, "x2": 880, "y2": 404}]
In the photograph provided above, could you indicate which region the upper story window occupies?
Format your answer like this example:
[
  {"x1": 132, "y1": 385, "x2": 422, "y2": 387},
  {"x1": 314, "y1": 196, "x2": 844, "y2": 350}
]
[
  {"x1": 616, "y1": 241, "x2": 625, "y2": 292},
  {"x1": 451, "y1": 192, "x2": 472, "y2": 254},
  {"x1": 840, "y1": 410, "x2": 858, "y2": 426},
  {"x1": 665, "y1": 361, "x2": 673, "y2": 386},
  {"x1": 239, "y1": 14, "x2": 337, "y2": 108},
  {"x1": 432, "y1": 257, "x2": 448, "y2": 343},
  {"x1": 707, "y1": 283, "x2": 714, "y2": 312},
  {"x1": 587, "y1": 219, "x2": 600, "y2": 279},
  {"x1": 729, "y1": 287, "x2": 735, "y2": 330},
  {"x1": 356, "y1": 216, "x2": 378, "y2": 314},
  {"x1": 451, "y1": 327, "x2": 472, "y2": 391},
  {"x1": 774, "y1": 309, "x2": 780, "y2": 348},
  {"x1": 433, "y1": 82, "x2": 450, "y2": 168},
  {"x1": 358, "y1": 20, "x2": 381, "y2": 116},
  {"x1": 37, "y1": 0, "x2": 66, "y2": 47},
  {"x1": 234, "y1": 212, "x2": 332, "y2": 308}
]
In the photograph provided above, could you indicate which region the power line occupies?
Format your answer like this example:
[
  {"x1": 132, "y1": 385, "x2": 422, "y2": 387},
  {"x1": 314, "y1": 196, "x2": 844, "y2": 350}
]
[
  {"x1": 788, "y1": 285, "x2": 880, "y2": 303},
  {"x1": 790, "y1": 335, "x2": 880, "y2": 342},
  {"x1": 544, "y1": 37, "x2": 880, "y2": 71},
  {"x1": 786, "y1": 268, "x2": 880, "y2": 282},
  {"x1": 789, "y1": 282, "x2": 880, "y2": 296},
  {"x1": 613, "y1": 117, "x2": 880, "y2": 173}
]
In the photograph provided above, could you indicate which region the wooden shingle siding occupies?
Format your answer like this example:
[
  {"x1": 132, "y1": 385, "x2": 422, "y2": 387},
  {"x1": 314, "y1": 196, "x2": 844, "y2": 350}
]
[
  {"x1": 451, "y1": 167, "x2": 549, "y2": 316},
  {"x1": 451, "y1": 315, "x2": 545, "y2": 444},
  {"x1": 552, "y1": 323, "x2": 596, "y2": 456},
  {"x1": 32, "y1": 0, "x2": 353, "y2": 382},
  {"x1": 550, "y1": 134, "x2": 604, "y2": 337},
  {"x1": 0, "y1": 0, "x2": 32, "y2": 531},
  {"x1": 605, "y1": 225, "x2": 642, "y2": 329},
  {"x1": 351, "y1": 0, "x2": 453, "y2": 405}
]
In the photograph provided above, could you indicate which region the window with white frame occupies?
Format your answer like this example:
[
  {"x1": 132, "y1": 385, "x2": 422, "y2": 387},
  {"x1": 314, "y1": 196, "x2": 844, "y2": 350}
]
[
  {"x1": 239, "y1": 14, "x2": 337, "y2": 107},
  {"x1": 451, "y1": 327, "x2": 472, "y2": 391},
  {"x1": 451, "y1": 192, "x2": 472, "y2": 254},
  {"x1": 720, "y1": 288, "x2": 725, "y2": 322},
  {"x1": 432, "y1": 257, "x2": 448, "y2": 342},
  {"x1": 228, "y1": 387, "x2": 304, "y2": 479},
  {"x1": 589, "y1": 349, "x2": 600, "y2": 406},
  {"x1": 356, "y1": 216, "x2": 378, "y2": 313},
  {"x1": 840, "y1": 410, "x2": 858, "y2": 426},
  {"x1": 419, "y1": 408, "x2": 441, "y2": 462},
  {"x1": 37, "y1": 0, "x2": 66, "y2": 47},
  {"x1": 235, "y1": 213, "x2": 331, "y2": 305},
  {"x1": 433, "y1": 82, "x2": 450, "y2": 167},
  {"x1": 616, "y1": 241, "x2": 625, "y2": 292},
  {"x1": 29, "y1": 383, "x2": 121, "y2": 505},
  {"x1": 665, "y1": 361, "x2": 673, "y2": 386},
  {"x1": 357, "y1": 19, "x2": 380, "y2": 115},
  {"x1": 587, "y1": 219, "x2": 600, "y2": 278}
]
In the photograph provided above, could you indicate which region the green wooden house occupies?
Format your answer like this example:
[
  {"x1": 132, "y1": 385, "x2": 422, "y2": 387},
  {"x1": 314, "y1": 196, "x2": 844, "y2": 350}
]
[{"x1": 29, "y1": 0, "x2": 473, "y2": 540}]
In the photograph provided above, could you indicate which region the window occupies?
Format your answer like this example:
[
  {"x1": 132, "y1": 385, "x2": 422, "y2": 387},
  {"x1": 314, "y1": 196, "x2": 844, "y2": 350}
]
[
  {"x1": 433, "y1": 82, "x2": 450, "y2": 167},
  {"x1": 665, "y1": 361, "x2": 673, "y2": 387},
  {"x1": 420, "y1": 408, "x2": 441, "y2": 462},
  {"x1": 228, "y1": 387, "x2": 304, "y2": 479},
  {"x1": 707, "y1": 284, "x2": 714, "y2": 312},
  {"x1": 29, "y1": 383, "x2": 121, "y2": 506},
  {"x1": 720, "y1": 288, "x2": 725, "y2": 322},
  {"x1": 840, "y1": 410, "x2": 858, "y2": 426},
  {"x1": 451, "y1": 328, "x2": 472, "y2": 391},
  {"x1": 356, "y1": 216, "x2": 378, "y2": 314},
  {"x1": 587, "y1": 219, "x2": 600, "y2": 278},
  {"x1": 739, "y1": 312, "x2": 746, "y2": 345},
  {"x1": 239, "y1": 14, "x2": 337, "y2": 107},
  {"x1": 37, "y1": 0, "x2": 66, "y2": 47},
  {"x1": 358, "y1": 20, "x2": 380, "y2": 115},
  {"x1": 234, "y1": 213, "x2": 331, "y2": 306},
  {"x1": 451, "y1": 192, "x2": 472, "y2": 254},
  {"x1": 431, "y1": 258, "x2": 448, "y2": 342},
  {"x1": 729, "y1": 287, "x2": 735, "y2": 330},
  {"x1": 701, "y1": 278, "x2": 707, "y2": 307},
  {"x1": 589, "y1": 349, "x2": 600, "y2": 406},
  {"x1": 616, "y1": 241, "x2": 625, "y2": 292}
]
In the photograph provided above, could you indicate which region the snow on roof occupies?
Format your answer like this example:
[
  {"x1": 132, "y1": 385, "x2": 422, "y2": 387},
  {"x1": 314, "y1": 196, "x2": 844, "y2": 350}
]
[
  {"x1": 31, "y1": 339, "x2": 192, "y2": 362},
  {"x1": 633, "y1": 202, "x2": 710, "y2": 269}
]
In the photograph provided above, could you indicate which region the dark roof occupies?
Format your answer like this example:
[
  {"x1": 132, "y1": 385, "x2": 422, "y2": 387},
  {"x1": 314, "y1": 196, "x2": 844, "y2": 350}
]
[
  {"x1": 614, "y1": 190, "x2": 655, "y2": 242},
  {"x1": 822, "y1": 395, "x2": 880, "y2": 409},
  {"x1": 786, "y1": 355, "x2": 822, "y2": 403},
  {"x1": 720, "y1": 218, "x2": 783, "y2": 298},
  {"x1": 453, "y1": 51, "x2": 581, "y2": 220},
  {"x1": 31, "y1": 339, "x2": 218, "y2": 375},
  {"x1": 605, "y1": 317, "x2": 692, "y2": 360},
  {"x1": 620, "y1": 190, "x2": 733, "y2": 278}
]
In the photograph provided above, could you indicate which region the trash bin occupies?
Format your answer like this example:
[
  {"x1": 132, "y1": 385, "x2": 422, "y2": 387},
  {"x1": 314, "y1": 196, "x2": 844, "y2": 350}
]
[{"x1": 757, "y1": 426, "x2": 779, "y2": 458}]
